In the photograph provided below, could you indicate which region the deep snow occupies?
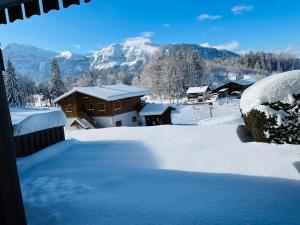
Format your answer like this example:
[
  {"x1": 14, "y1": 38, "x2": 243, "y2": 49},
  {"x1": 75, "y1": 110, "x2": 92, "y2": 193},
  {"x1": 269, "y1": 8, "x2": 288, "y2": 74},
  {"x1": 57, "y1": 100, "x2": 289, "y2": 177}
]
[
  {"x1": 172, "y1": 98, "x2": 241, "y2": 125},
  {"x1": 17, "y1": 97, "x2": 300, "y2": 225},
  {"x1": 18, "y1": 124, "x2": 300, "y2": 225}
]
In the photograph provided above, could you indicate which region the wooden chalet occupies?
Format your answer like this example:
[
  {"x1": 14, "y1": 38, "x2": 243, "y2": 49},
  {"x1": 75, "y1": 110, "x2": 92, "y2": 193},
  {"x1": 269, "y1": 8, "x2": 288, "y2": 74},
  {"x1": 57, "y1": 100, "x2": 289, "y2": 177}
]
[
  {"x1": 54, "y1": 84, "x2": 149, "y2": 129},
  {"x1": 139, "y1": 103, "x2": 175, "y2": 126},
  {"x1": 186, "y1": 86, "x2": 212, "y2": 102},
  {"x1": 213, "y1": 80, "x2": 255, "y2": 98}
]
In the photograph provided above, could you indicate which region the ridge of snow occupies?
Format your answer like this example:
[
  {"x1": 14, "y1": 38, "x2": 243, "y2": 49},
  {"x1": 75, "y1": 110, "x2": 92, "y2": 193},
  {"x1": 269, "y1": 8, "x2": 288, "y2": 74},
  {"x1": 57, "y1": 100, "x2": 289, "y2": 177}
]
[
  {"x1": 11, "y1": 108, "x2": 66, "y2": 136},
  {"x1": 57, "y1": 51, "x2": 73, "y2": 59}
]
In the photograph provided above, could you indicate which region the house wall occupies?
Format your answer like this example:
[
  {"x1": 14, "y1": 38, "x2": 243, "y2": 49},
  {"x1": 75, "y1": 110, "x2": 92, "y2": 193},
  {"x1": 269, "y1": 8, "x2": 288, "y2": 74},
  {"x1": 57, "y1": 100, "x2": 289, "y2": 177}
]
[
  {"x1": 59, "y1": 93, "x2": 142, "y2": 118},
  {"x1": 187, "y1": 92, "x2": 211, "y2": 102},
  {"x1": 93, "y1": 111, "x2": 139, "y2": 128}
]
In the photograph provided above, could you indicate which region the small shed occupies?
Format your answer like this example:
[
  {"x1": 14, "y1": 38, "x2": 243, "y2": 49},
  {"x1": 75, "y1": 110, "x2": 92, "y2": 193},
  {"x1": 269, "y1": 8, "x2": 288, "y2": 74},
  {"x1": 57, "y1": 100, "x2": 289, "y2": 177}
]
[
  {"x1": 139, "y1": 103, "x2": 175, "y2": 126},
  {"x1": 11, "y1": 108, "x2": 66, "y2": 157},
  {"x1": 186, "y1": 86, "x2": 212, "y2": 102}
]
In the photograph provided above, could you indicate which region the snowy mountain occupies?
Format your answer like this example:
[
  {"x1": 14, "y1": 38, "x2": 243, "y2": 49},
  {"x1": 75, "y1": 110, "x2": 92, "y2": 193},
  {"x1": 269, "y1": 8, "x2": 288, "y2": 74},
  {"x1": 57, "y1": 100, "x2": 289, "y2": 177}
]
[
  {"x1": 3, "y1": 43, "x2": 56, "y2": 81},
  {"x1": 90, "y1": 37, "x2": 160, "y2": 71},
  {"x1": 3, "y1": 41, "x2": 239, "y2": 81},
  {"x1": 162, "y1": 44, "x2": 239, "y2": 59},
  {"x1": 44, "y1": 51, "x2": 90, "y2": 79},
  {"x1": 3, "y1": 43, "x2": 90, "y2": 81}
]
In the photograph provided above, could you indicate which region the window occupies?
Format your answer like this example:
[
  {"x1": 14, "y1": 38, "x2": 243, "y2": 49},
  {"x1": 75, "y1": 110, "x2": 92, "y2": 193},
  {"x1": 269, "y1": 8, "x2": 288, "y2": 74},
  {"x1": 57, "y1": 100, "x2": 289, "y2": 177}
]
[
  {"x1": 65, "y1": 105, "x2": 72, "y2": 113},
  {"x1": 87, "y1": 103, "x2": 94, "y2": 111},
  {"x1": 116, "y1": 120, "x2": 122, "y2": 127},
  {"x1": 97, "y1": 103, "x2": 106, "y2": 111},
  {"x1": 83, "y1": 96, "x2": 89, "y2": 99},
  {"x1": 113, "y1": 101, "x2": 121, "y2": 110},
  {"x1": 132, "y1": 116, "x2": 137, "y2": 122}
]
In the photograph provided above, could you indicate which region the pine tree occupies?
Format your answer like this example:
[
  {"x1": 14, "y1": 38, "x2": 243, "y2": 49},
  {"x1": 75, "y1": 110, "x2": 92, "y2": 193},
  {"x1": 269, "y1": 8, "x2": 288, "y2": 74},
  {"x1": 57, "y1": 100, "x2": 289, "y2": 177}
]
[
  {"x1": 188, "y1": 50, "x2": 204, "y2": 87},
  {"x1": 50, "y1": 59, "x2": 66, "y2": 101},
  {"x1": 4, "y1": 61, "x2": 25, "y2": 107}
]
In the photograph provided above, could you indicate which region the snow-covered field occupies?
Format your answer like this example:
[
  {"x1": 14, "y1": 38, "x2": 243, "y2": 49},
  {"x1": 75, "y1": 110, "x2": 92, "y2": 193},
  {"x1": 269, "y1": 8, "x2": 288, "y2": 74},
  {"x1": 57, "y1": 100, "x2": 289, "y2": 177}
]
[
  {"x1": 172, "y1": 98, "x2": 242, "y2": 125},
  {"x1": 18, "y1": 103, "x2": 300, "y2": 225}
]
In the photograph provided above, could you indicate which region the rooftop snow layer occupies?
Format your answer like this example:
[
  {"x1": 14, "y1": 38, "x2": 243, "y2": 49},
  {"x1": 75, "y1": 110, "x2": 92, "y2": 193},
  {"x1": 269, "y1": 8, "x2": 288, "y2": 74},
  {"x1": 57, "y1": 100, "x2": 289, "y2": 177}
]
[
  {"x1": 54, "y1": 84, "x2": 149, "y2": 103},
  {"x1": 71, "y1": 118, "x2": 92, "y2": 129},
  {"x1": 186, "y1": 86, "x2": 210, "y2": 94},
  {"x1": 240, "y1": 70, "x2": 300, "y2": 114},
  {"x1": 11, "y1": 108, "x2": 66, "y2": 136},
  {"x1": 230, "y1": 80, "x2": 255, "y2": 86},
  {"x1": 140, "y1": 103, "x2": 172, "y2": 116}
]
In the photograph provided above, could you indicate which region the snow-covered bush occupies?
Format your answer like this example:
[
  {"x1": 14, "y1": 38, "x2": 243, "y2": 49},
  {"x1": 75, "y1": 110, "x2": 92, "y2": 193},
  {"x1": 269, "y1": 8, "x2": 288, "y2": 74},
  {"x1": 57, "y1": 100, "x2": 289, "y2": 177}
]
[{"x1": 240, "y1": 70, "x2": 300, "y2": 144}]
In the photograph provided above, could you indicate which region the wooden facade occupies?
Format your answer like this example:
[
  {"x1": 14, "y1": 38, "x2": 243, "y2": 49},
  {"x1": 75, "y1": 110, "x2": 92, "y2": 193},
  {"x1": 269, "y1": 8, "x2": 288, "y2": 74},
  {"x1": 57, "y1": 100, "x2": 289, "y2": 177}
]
[
  {"x1": 213, "y1": 82, "x2": 253, "y2": 96},
  {"x1": 14, "y1": 126, "x2": 65, "y2": 158},
  {"x1": 144, "y1": 108, "x2": 174, "y2": 126},
  {"x1": 59, "y1": 92, "x2": 142, "y2": 118},
  {"x1": 187, "y1": 88, "x2": 212, "y2": 103}
]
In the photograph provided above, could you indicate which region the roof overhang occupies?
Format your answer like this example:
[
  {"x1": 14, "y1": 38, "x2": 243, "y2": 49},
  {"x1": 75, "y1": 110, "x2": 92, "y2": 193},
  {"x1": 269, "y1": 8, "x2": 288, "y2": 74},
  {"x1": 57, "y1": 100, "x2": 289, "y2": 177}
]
[{"x1": 0, "y1": 0, "x2": 91, "y2": 24}]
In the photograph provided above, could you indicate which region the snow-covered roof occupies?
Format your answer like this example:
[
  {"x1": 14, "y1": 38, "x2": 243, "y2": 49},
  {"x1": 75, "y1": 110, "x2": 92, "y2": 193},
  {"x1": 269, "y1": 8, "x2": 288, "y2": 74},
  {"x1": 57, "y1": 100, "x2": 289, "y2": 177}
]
[
  {"x1": 139, "y1": 103, "x2": 173, "y2": 116},
  {"x1": 240, "y1": 70, "x2": 300, "y2": 114},
  {"x1": 54, "y1": 84, "x2": 149, "y2": 103},
  {"x1": 71, "y1": 118, "x2": 91, "y2": 129},
  {"x1": 11, "y1": 108, "x2": 66, "y2": 136},
  {"x1": 219, "y1": 88, "x2": 229, "y2": 92},
  {"x1": 186, "y1": 86, "x2": 210, "y2": 94},
  {"x1": 230, "y1": 80, "x2": 256, "y2": 86}
]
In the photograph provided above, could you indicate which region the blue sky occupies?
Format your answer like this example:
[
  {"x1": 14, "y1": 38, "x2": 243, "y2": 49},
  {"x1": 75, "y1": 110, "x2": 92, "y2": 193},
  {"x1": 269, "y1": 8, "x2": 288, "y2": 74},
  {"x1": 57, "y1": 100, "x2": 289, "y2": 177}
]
[{"x1": 1, "y1": 0, "x2": 300, "y2": 55}]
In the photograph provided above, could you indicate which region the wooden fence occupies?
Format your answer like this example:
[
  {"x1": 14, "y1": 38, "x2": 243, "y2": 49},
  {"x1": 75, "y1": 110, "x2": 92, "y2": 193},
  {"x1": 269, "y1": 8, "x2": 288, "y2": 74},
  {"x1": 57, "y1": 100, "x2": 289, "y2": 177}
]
[{"x1": 14, "y1": 126, "x2": 65, "y2": 158}]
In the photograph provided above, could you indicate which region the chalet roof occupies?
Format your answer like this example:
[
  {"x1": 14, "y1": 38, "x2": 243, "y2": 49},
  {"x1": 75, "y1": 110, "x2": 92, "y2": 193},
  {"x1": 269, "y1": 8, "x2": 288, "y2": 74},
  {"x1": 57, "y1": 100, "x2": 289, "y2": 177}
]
[
  {"x1": 213, "y1": 80, "x2": 256, "y2": 92},
  {"x1": 186, "y1": 86, "x2": 210, "y2": 94},
  {"x1": 139, "y1": 103, "x2": 174, "y2": 116},
  {"x1": 230, "y1": 80, "x2": 256, "y2": 86},
  {"x1": 54, "y1": 84, "x2": 150, "y2": 103}
]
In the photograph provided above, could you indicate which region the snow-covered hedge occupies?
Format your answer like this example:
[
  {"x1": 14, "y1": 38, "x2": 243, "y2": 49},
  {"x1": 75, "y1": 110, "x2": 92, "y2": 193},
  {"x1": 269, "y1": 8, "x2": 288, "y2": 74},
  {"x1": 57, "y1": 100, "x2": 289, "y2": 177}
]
[{"x1": 240, "y1": 70, "x2": 300, "y2": 144}]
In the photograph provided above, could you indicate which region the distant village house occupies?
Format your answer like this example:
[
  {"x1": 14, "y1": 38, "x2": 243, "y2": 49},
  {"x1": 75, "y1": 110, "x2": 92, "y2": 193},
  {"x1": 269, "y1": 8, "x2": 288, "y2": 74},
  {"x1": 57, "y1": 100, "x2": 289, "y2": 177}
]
[
  {"x1": 186, "y1": 86, "x2": 212, "y2": 103},
  {"x1": 213, "y1": 80, "x2": 255, "y2": 98},
  {"x1": 54, "y1": 84, "x2": 149, "y2": 129}
]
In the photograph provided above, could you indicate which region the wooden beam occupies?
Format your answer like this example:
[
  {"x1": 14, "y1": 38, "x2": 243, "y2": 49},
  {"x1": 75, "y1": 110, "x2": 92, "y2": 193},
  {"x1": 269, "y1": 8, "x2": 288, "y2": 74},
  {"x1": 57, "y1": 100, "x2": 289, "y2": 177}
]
[{"x1": 0, "y1": 49, "x2": 27, "y2": 225}]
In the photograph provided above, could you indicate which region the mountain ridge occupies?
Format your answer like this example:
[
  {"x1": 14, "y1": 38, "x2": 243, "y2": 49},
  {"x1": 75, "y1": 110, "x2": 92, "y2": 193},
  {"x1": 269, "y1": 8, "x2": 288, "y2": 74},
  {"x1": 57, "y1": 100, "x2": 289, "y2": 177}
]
[{"x1": 3, "y1": 41, "x2": 239, "y2": 81}]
